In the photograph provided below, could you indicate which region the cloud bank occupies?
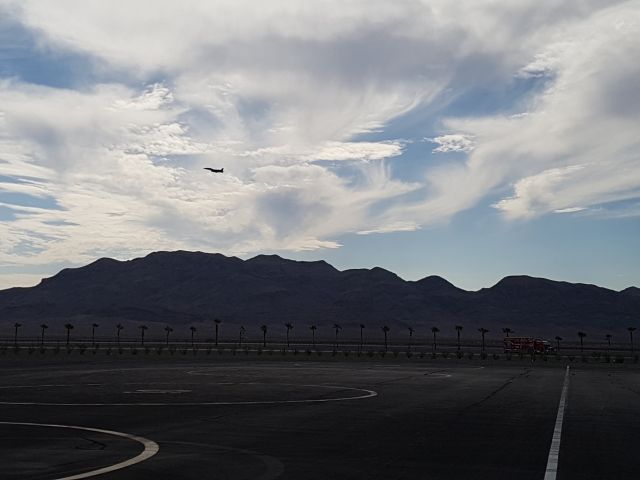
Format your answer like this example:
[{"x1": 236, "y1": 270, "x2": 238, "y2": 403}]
[{"x1": 0, "y1": 0, "x2": 638, "y2": 285}]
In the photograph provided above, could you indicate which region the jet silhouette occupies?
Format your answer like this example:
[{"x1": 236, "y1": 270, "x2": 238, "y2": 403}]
[{"x1": 204, "y1": 168, "x2": 224, "y2": 173}]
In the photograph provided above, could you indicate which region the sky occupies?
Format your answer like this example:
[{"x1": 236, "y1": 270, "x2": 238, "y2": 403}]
[{"x1": 0, "y1": 0, "x2": 639, "y2": 291}]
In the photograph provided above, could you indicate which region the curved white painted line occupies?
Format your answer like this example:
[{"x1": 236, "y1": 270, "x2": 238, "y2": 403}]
[
  {"x1": 123, "y1": 389, "x2": 192, "y2": 394},
  {"x1": 163, "y1": 440, "x2": 285, "y2": 480},
  {"x1": 0, "y1": 421, "x2": 159, "y2": 480},
  {"x1": 0, "y1": 383, "x2": 377, "y2": 406}
]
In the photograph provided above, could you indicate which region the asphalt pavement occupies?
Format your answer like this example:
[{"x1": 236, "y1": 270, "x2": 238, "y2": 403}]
[{"x1": 0, "y1": 355, "x2": 638, "y2": 479}]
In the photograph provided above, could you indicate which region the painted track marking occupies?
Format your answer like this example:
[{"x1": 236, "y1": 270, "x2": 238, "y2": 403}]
[
  {"x1": 0, "y1": 421, "x2": 158, "y2": 480},
  {"x1": 0, "y1": 383, "x2": 377, "y2": 406},
  {"x1": 544, "y1": 366, "x2": 570, "y2": 480},
  {"x1": 163, "y1": 440, "x2": 285, "y2": 480}
]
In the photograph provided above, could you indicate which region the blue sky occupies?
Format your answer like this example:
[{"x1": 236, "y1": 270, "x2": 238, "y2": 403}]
[{"x1": 0, "y1": 1, "x2": 639, "y2": 291}]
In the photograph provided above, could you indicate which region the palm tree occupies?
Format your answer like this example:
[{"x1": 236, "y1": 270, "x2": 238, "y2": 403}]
[
  {"x1": 407, "y1": 327, "x2": 415, "y2": 352},
  {"x1": 260, "y1": 325, "x2": 268, "y2": 347},
  {"x1": 359, "y1": 324, "x2": 365, "y2": 351},
  {"x1": 285, "y1": 323, "x2": 293, "y2": 348},
  {"x1": 91, "y1": 323, "x2": 99, "y2": 346},
  {"x1": 309, "y1": 325, "x2": 317, "y2": 348},
  {"x1": 214, "y1": 319, "x2": 221, "y2": 346},
  {"x1": 190, "y1": 326, "x2": 197, "y2": 349},
  {"x1": 502, "y1": 327, "x2": 513, "y2": 338},
  {"x1": 139, "y1": 325, "x2": 148, "y2": 346},
  {"x1": 40, "y1": 324, "x2": 48, "y2": 348},
  {"x1": 13, "y1": 322, "x2": 22, "y2": 348},
  {"x1": 239, "y1": 326, "x2": 246, "y2": 348},
  {"x1": 116, "y1": 324, "x2": 124, "y2": 347},
  {"x1": 431, "y1": 327, "x2": 440, "y2": 355},
  {"x1": 605, "y1": 334, "x2": 612, "y2": 354},
  {"x1": 628, "y1": 327, "x2": 636, "y2": 355},
  {"x1": 455, "y1": 325, "x2": 463, "y2": 352},
  {"x1": 64, "y1": 323, "x2": 74, "y2": 346},
  {"x1": 478, "y1": 328, "x2": 489, "y2": 355},
  {"x1": 578, "y1": 331, "x2": 586, "y2": 353},
  {"x1": 333, "y1": 323, "x2": 342, "y2": 350},
  {"x1": 555, "y1": 335, "x2": 562, "y2": 353},
  {"x1": 164, "y1": 326, "x2": 173, "y2": 346},
  {"x1": 382, "y1": 325, "x2": 390, "y2": 352}
]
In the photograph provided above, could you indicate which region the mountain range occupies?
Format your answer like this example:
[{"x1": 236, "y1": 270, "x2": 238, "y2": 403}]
[{"x1": 1, "y1": 251, "x2": 638, "y2": 340}]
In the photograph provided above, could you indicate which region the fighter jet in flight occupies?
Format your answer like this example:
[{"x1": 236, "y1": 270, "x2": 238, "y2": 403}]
[{"x1": 204, "y1": 168, "x2": 224, "y2": 173}]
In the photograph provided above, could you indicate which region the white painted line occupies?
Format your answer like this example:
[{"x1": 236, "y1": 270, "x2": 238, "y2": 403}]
[
  {"x1": 163, "y1": 440, "x2": 285, "y2": 480},
  {"x1": 0, "y1": 383, "x2": 377, "y2": 406},
  {"x1": 0, "y1": 421, "x2": 159, "y2": 479},
  {"x1": 544, "y1": 366, "x2": 570, "y2": 480}
]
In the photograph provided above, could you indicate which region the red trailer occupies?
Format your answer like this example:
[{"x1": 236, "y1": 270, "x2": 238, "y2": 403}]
[{"x1": 504, "y1": 336, "x2": 554, "y2": 354}]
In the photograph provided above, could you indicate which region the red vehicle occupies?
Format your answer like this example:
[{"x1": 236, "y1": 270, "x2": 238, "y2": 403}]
[{"x1": 504, "y1": 336, "x2": 554, "y2": 354}]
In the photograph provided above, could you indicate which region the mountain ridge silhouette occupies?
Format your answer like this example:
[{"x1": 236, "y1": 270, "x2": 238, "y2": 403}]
[{"x1": 1, "y1": 251, "x2": 637, "y2": 337}]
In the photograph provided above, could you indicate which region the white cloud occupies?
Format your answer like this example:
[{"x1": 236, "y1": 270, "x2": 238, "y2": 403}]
[
  {"x1": 237, "y1": 141, "x2": 404, "y2": 163},
  {"x1": 0, "y1": 273, "x2": 43, "y2": 290},
  {"x1": 389, "y1": 2, "x2": 640, "y2": 224},
  {"x1": 0, "y1": 0, "x2": 638, "y2": 285},
  {"x1": 428, "y1": 134, "x2": 475, "y2": 153},
  {"x1": 357, "y1": 222, "x2": 419, "y2": 235},
  {"x1": 0, "y1": 78, "x2": 419, "y2": 267},
  {"x1": 554, "y1": 207, "x2": 586, "y2": 214},
  {"x1": 493, "y1": 165, "x2": 586, "y2": 219}
]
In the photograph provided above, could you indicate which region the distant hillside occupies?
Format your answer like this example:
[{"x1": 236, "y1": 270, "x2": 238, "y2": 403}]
[{"x1": 0, "y1": 251, "x2": 638, "y2": 339}]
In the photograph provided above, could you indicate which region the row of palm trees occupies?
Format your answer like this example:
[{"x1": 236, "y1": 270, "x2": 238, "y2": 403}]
[
  {"x1": 8, "y1": 321, "x2": 638, "y2": 354},
  {"x1": 571, "y1": 327, "x2": 637, "y2": 354}
]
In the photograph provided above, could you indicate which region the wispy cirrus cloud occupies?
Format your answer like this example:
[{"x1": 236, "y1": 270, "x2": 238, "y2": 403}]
[
  {"x1": 0, "y1": 0, "x2": 638, "y2": 289},
  {"x1": 390, "y1": 2, "x2": 640, "y2": 225}
]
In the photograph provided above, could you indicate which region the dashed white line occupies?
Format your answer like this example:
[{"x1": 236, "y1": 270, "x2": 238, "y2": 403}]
[
  {"x1": 544, "y1": 365, "x2": 570, "y2": 480},
  {"x1": 0, "y1": 421, "x2": 159, "y2": 479}
]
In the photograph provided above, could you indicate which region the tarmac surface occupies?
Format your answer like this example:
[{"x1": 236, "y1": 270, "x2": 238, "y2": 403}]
[{"x1": 0, "y1": 355, "x2": 639, "y2": 479}]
